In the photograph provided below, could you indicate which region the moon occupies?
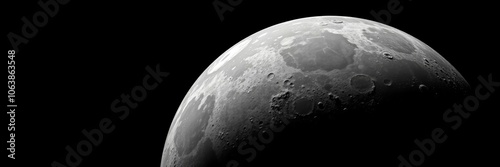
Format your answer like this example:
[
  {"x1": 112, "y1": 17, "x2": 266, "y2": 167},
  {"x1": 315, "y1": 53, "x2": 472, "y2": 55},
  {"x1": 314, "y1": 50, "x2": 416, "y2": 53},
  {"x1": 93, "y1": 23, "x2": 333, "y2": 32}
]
[{"x1": 161, "y1": 16, "x2": 469, "y2": 167}]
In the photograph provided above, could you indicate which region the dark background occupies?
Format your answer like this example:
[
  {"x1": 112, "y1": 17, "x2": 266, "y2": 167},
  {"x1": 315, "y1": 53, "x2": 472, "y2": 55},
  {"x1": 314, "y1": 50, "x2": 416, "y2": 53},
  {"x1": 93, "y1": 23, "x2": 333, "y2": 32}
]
[{"x1": 5, "y1": 0, "x2": 499, "y2": 166}]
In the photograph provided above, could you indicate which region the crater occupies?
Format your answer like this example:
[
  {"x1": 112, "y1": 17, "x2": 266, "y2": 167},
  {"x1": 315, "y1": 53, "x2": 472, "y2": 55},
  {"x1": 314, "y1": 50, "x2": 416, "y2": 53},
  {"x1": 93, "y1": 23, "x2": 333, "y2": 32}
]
[
  {"x1": 350, "y1": 74, "x2": 375, "y2": 93},
  {"x1": 279, "y1": 32, "x2": 357, "y2": 72},
  {"x1": 294, "y1": 97, "x2": 313, "y2": 115}
]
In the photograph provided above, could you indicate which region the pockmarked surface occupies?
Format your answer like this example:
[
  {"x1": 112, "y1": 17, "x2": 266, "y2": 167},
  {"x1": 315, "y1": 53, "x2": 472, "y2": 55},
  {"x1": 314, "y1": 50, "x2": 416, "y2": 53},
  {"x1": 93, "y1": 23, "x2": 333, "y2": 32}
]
[{"x1": 161, "y1": 16, "x2": 469, "y2": 166}]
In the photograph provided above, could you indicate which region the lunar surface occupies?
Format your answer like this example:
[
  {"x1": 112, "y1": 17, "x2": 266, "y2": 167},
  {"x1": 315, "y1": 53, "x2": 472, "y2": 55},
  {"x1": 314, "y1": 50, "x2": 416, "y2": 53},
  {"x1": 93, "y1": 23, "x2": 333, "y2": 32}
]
[{"x1": 161, "y1": 16, "x2": 470, "y2": 166}]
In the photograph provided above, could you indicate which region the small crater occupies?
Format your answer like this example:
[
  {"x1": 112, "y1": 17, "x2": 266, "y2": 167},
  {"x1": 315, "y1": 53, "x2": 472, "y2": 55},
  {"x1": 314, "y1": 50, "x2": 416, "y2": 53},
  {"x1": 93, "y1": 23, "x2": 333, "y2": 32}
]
[
  {"x1": 418, "y1": 84, "x2": 428, "y2": 93},
  {"x1": 319, "y1": 22, "x2": 329, "y2": 26},
  {"x1": 280, "y1": 36, "x2": 295, "y2": 46},
  {"x1": 328, "y1": 93, "x2": 341, "y2": 108},
  {"x1": 284, "y1": 79, "x2": 290, "y2": 85},
  {"x1": 317, "y1": 102, "x2": 325, "y2": 110},
  {"x1": 267, "y1": 73, "x2": 275, "y2": 80},
  {"x1": 328, "y1": 93, "x2": 336, "y2": 100},
  {"x1": 383, "y1": 52, "x2": 394, "y2": 59},
  {"x1": 332, "y1": 20, "x2": 344, "y2": 24},
  {"x1": 383, "y1": 79, "x2": 392, "y2": 86}
]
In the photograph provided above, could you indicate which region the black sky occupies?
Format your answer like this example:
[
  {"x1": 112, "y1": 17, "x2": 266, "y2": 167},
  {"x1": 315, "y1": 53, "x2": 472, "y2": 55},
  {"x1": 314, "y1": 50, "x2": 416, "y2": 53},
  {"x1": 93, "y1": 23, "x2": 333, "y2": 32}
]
[{"x1": 5, "y1": 0, "x2": 499, "y2": 166}]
